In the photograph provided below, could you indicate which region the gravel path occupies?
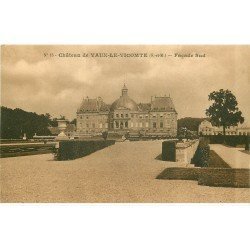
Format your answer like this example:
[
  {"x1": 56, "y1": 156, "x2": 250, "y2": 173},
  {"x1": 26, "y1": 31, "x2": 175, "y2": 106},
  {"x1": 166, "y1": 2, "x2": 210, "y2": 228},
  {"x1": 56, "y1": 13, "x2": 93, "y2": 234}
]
[{"x1": 1, "y1": 140, "x2": 250, "y2": 202}]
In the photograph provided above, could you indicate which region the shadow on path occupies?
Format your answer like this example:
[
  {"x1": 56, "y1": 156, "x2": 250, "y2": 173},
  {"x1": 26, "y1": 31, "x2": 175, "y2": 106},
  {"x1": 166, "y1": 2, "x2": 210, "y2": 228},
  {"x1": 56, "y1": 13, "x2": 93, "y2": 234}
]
[{"x1": 155, "y1": 154, "x2": 162, "y2": 161}]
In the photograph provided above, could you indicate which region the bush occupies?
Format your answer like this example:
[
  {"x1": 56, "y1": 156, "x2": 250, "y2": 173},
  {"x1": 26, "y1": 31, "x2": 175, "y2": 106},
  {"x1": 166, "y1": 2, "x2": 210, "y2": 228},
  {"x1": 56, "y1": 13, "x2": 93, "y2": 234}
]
[
  {"x1": 191, "y1": 138, "x2": 210, "y2": 167},
  {"x1": 55, "y1": 140, "x2": 115, "y2": 161}
]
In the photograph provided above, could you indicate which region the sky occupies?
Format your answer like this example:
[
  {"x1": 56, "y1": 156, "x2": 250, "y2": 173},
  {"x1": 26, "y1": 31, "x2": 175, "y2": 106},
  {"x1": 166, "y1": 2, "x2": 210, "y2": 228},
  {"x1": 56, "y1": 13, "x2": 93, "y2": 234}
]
[{"x1": 1, "y1": 45, "x2": 249, "y2": 121}]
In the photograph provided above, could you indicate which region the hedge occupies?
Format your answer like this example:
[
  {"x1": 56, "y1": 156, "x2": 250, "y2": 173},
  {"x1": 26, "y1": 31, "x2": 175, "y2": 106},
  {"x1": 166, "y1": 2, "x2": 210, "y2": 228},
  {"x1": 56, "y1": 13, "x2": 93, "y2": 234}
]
[
  {"x1": 162, "y1": 141, "x2": 176, "y2": 161},
  {"x1": 55, "y1": 140, "x2": 115, "y2": 161},
  {"x1": 191, "y1": 137, "x2": 210, "y2": 167},
  {"x1": 202, "y1": 135, "x2": 248, "y2": 147},
  {"x1": 245, "y1": 137, "x2": 250, "y2": 151}
]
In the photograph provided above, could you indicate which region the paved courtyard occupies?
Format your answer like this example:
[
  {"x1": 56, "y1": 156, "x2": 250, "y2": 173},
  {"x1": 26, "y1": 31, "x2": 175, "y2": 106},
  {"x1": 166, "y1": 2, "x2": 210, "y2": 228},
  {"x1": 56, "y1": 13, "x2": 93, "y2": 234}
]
[{"x1": 1, "y1": 140, "x2": 250, "y2": 202}]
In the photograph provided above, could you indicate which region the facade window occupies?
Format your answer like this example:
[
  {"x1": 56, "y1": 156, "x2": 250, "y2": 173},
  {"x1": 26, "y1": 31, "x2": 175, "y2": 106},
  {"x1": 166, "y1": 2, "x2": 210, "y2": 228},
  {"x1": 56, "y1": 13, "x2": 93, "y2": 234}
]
[
  {"x1": 160, "y1": 114, "x2": 163, "y2": 118},
  {"x1": 139, "y1": 115, "x2": 143, "y2": 119},
  {"x1": 160, "y1": 122, "x2": 163, "y2": 128},
  {"x1": 121, "y1": 114, "x2": 124, "y2": 118},
  {"x1": 125, "y1": 121, "x2": 128, "y2": 128},
  {"x1": 131, "y1": 122, "x2": 133, "y2": 128},
  {"x1": 153, "y1": 122, "x2": 157, "y2": 128},
  {"x1": 115, "y1": 121, "x2": 119, "y2": 128}
]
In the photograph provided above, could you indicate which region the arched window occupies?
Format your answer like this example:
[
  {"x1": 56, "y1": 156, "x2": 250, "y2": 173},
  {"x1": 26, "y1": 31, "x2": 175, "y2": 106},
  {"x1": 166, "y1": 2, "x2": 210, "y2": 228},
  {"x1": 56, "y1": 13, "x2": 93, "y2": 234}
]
[
  {"x1": 125, "y1": 121, "x2": 128, "y2": 128},
  {"x1": 115, "y1": 121, "x2": 119, "y2": 128}
]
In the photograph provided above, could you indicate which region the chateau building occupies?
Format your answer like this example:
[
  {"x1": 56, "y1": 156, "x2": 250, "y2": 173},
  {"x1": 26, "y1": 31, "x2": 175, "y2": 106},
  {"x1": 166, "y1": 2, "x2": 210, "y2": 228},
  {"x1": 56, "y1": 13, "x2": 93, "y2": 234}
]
[
  {"x1": 76, "y1": 85, "x2": 177, "y2": 136},
  {"x1": 198, "y1": 120, "x2": 250, "y2": 135}
]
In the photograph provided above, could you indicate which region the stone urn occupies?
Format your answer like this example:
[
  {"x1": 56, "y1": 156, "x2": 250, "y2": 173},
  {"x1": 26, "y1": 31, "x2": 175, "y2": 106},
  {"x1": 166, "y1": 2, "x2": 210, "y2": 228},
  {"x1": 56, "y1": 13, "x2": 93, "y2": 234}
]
[{"x1": 55, "y1": 119, "x2": 69, "y2": 140}]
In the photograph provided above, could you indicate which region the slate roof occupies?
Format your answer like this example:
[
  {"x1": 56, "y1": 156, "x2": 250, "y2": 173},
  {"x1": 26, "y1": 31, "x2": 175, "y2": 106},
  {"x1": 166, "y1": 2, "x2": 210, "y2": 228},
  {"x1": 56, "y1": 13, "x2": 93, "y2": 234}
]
[
  {"x1": 77, "y1": 94, "x2": 177, "y2": 113},
  {"x1": 151, "y1": 96, "x2": 176, "y2": 112},
  {"x1": 78, "y1": 98, "x2": 110, "y2": 113},
  {"x1": 138, "y1": 103, "x2": 151, "y2": 112}
]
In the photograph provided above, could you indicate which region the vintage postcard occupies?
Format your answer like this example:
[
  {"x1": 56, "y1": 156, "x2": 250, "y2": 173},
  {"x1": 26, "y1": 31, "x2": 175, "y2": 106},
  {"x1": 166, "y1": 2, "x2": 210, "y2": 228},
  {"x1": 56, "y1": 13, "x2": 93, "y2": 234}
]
[{"x1": 0, "y1": 45, "x2": 250, "y2": 203}]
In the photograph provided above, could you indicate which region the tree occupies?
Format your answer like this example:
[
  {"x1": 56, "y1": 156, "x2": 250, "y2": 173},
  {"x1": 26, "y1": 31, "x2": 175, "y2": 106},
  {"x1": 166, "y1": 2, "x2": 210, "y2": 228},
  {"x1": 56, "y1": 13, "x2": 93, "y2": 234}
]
[
  {"x1": 0, "y1": 106, "x2": 52, "y2": 139},
  {"x1": 60, "y1": 115, "x2": 65, "y2": 119},
  {"x1": 206, "y1": 89, "x2": 244, "y2": 136},
  {"x1": 45, "y1": 113, "x2": 51, "y2": 119},
  {"x1": 70, "y1": 118, "x2": 77, "y2": 125},
  {"x1": 177, "y1": 117, "x2": 208, "y2": 132}
]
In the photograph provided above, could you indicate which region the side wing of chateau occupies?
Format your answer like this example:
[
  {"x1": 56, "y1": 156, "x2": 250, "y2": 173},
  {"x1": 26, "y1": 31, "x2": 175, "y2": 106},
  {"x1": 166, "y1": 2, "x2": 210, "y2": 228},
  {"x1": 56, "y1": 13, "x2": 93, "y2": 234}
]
[
  {"x1": 76, "y1": 85, "x2": 177, "y2": 137},
  {"x1": 198, "y1": 120, "x2": 250, "y2": 135}
]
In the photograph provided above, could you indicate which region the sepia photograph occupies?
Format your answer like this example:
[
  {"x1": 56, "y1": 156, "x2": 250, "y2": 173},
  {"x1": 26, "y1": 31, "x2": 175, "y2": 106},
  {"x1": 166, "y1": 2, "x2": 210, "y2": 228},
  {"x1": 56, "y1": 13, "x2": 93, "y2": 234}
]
[
  {"x1": 1, "y1": 1, "x2": 250, "y2": 250},
  {"x1": 0, "y1": 45, "x2": 250, "y2": 203}
]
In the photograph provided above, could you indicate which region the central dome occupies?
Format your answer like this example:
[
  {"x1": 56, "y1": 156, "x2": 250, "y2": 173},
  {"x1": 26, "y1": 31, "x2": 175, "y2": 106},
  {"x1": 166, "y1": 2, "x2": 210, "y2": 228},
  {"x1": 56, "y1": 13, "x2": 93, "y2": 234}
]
[{"x1": 110, "y1": 84, "x2": 138, "y2": 111}]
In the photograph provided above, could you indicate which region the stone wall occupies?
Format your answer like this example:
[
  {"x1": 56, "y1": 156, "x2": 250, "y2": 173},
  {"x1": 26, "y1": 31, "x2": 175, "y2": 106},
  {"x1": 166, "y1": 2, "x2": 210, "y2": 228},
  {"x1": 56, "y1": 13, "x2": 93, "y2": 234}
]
[{"x1": 175, "y1": 140, "x2": 199, "y2": 164}]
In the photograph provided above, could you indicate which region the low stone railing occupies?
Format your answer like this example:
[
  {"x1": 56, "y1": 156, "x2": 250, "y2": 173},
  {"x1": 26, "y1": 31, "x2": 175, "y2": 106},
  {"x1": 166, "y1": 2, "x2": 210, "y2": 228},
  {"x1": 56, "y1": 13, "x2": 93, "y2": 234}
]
[
  {"x1": 161, "y1": 139, "x2": 199, "y2": 164},
  {"x1": 175, "y1": 140, "x2": 199, "y2": 164}
]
